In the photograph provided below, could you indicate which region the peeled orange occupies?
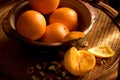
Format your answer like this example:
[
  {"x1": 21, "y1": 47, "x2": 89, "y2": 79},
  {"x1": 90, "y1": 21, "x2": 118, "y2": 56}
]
[
  {"x1": 64, "y1": 47, "x2": 96, "y2": 76},
  {"x1": 62, "y1": 31, "x2": 85, "y2": 42},
  {"x1": 88, "y1": 45, "x2": 115, "y2": 58},
  {"x1": 17, "y1": 10, "x2": 46, "y2": 40},
  {"x1": 49, "y1": 7, "x2": 79, "y2": 31},
  {"x1": 29, "y1": 0, "x2": 60, "y2": 14},
  {"x1": 41, "y1": 23, "x2": 69, "y2": 43}
]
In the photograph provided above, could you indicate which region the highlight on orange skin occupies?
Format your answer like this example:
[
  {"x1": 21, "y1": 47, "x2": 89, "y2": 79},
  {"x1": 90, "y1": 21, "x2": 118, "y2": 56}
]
[
  {"x1": 41, "y1": 23, "x2": 70, "y2": 43},
  {"x1": 49, "y1": 7, "x2": 79, "y2": 31},
  {"x1": 17, "y1": 10, "x2": 46, "y2": 40},
  {"x1": 29, "y1": 0, "x2": 60, "y2": 14}
]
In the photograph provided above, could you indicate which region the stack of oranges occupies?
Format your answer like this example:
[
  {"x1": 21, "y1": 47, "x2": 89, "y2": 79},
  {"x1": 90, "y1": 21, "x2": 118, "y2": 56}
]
[
  {"x1": 17, "y1": 0, "x2": 84, "y2": 43},
  {"x1": 16, "y1": 0, "x2": 115, "y2": 77}
]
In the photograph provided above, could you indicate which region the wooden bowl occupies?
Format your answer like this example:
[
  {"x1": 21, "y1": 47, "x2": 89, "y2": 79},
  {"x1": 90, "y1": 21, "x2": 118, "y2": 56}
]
[{"x1": 2, "y1": 0, "x2": 97, "y2": 48}]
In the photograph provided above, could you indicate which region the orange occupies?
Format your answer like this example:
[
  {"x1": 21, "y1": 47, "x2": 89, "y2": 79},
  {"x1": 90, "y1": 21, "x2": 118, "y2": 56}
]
[
  {"x1": 17, "y1": 10, "x2": 46, "y2": 40},
  {"x1": 88, "y1": 45, "x2": 115, "y2": 58},
  {"x1": 64, "y1": 47, "x2": 96, "y2": 76},
  {"x1": 62, "y1": 31, "x2": 85, "y2": 42},
  {"x1": 41, "y1": 23, "x2": 69, "y2": 43},
  {"x1": 49, "y1": 7, "x2": 79, "y2": 31},
  {"x1": 29, "y1": 0, "x2": 60, "y2": 14}
]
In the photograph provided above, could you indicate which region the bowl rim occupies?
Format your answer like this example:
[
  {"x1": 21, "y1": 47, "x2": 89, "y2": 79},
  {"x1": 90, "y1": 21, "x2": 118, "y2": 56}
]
[{"x1": 2, "y1": 0, "x2": 97, "y2": 46}]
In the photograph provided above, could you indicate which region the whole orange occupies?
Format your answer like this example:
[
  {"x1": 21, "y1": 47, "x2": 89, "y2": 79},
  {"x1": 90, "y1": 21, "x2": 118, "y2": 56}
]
[
  {"x1": 49, "y1": 7, "x2": 79, "y2": 31},
  {"x1": 41, "y1": 23, "x2": 69, "y2": 43},
  {"x1": 17, "y1": 10, "x2": 46, "y2": 40},
  {"x1": 29, "y1": 0, "x2": 60, "y2": 14}
]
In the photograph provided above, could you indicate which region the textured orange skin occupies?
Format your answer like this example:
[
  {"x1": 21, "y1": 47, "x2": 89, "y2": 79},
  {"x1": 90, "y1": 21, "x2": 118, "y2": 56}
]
[
  {"x1": 29, "y1": 0, "x2": 60, "y2": 14},
  {"x1": 17, "y1": 10, "x2": 46, "y2": 40},
  {"x1": 49, "y1": 7, "x2": 79, "y2": 31},
  {"x1": 41, "y1": 23, "x2": 70, "y2": 43}
]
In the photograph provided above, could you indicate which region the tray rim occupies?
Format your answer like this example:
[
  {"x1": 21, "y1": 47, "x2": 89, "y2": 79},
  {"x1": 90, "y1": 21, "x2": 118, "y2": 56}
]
[{"x1": 0, "y1": 0, "x2": 120, "y2": 80}]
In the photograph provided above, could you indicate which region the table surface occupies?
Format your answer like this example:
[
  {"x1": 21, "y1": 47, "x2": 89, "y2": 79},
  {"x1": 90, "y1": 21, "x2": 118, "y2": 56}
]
[{"x1": 0, "y1": 0, "x2": 120, "y2": 80}]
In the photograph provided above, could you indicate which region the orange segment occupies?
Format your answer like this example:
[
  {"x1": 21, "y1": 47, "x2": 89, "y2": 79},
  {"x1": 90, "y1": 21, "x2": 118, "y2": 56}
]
[
  {"x1": 78, "y1": 50, "x2": 96, "y2": 76},
  {"x1": 62, "y1": 31, "x2": 85, "y2": 42},
  {"x1": 64, "y1": 47, "x2": 96, "y2": 76},
  {"x1": 88, "y1": 45, "x2": 115, "y2": 58}
]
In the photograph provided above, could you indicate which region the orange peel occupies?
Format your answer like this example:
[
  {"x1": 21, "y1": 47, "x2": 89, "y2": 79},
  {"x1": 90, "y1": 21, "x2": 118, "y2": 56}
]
[
  {"x1": 88, "y1": 45, "x2": 115, "y2": 58},
  {"x1": 64, "y1": 47, "x2": 96, "y2": 76},
  {"x1": 62, "y1": 31, "x2": 84, "y2": 42}
]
